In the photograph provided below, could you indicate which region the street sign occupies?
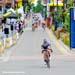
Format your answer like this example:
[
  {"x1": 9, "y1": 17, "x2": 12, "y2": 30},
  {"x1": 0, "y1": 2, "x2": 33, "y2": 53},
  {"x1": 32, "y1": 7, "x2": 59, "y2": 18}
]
[{"x1": 70, "y1": 8, "x2": 75, "y2": 48}]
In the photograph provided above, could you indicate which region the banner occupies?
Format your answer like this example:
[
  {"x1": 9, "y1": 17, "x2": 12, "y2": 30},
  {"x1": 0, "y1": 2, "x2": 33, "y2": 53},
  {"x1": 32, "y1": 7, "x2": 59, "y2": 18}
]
[
  {"x1": 70, "y1": 8, "x2": 75, "y2": 48},
  {"x1": 51, "y1": 0, "x2": 63, "y2": 3}
]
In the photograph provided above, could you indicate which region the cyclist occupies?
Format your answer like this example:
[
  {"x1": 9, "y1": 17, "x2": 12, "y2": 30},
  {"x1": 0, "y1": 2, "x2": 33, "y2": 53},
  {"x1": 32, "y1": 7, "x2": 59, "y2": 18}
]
[{"x1": 41, "y1": 39, "x2": 53, "y2": 68}]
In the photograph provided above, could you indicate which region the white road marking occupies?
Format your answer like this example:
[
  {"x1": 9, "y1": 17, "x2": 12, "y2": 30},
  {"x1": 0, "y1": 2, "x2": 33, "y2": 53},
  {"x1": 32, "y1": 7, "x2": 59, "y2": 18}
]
[{"x1": 2, "y1": 71, "x2": 26, "y2": 74}]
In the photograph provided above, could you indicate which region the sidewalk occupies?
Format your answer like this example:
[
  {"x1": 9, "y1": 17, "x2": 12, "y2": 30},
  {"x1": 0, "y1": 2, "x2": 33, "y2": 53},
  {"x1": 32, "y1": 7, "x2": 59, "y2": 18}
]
[
  {"x1": 46, "y1": 28, "x2": 75, "y2": 55},
  {"x1": 0, "y1": 14, "x2": 30, "y2": 62}
]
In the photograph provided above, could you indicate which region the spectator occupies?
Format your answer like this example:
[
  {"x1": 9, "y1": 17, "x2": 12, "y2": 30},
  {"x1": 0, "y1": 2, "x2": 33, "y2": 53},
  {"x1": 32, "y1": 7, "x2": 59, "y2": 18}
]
[
  {"x1": 6, "y1": 18, "x2": 10, "y2": 25},
  {"x1": 14, "y1": 21, "x2": 19, "y2": 32}
]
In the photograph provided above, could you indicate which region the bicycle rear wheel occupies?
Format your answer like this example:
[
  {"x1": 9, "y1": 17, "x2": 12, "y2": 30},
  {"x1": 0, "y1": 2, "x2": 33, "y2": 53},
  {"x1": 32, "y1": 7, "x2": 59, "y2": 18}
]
[{"x1": 46, "y1": 59, "x2": 50, "y2": 68}]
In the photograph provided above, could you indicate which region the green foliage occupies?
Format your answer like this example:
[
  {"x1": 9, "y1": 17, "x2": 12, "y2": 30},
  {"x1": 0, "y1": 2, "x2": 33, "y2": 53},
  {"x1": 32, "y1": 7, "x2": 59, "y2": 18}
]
[
  {"x1": 54, "y1": 7, "x2": 63, "y2": 22},
  {"x1": 18, "y1": 13, "x2": 22, "y2": 18},
  {"x1": 62, "y1": 10, "x2": 70, "y2": 32},
  {"x1": 61, "y1": 33, "x2": 70, "y2": 46},
  {"x1": 15, "y1": 11, "x2": 19, "y2": 19},
  {"x1": 51, "y1": 25, "x2": 55, "y2": 31},
  {"x1": 34, "y1": 0, "x2": 43, "y2": 12},
  {"x1": 62, "y1": 22, "x2": 70, "y2": 32},
  {"x1": 15, "y1": 11, "x2": 21, "y2": 19},
  {"x1": 31, "y1": 3, "x2": 35, "y2": 9},
  {"x1": 55, "y1": 15, "x2": 63, "y2": 22},
  {"x1": 67, "y1": 0, "x2": 73, "y2": 7},
  {"x1": 65, "y1": 13, "x2": 70, "y2": 22}
]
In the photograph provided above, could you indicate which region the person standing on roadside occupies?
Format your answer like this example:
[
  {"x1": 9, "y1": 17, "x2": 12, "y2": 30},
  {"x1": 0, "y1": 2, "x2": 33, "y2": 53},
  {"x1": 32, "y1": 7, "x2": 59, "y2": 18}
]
[{"x1": 14, "y1": 21, "x2": 19, "y2": 33}]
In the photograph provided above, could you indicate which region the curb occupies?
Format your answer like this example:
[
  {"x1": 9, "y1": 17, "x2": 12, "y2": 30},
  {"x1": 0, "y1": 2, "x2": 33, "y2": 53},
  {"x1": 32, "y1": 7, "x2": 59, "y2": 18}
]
[
  {"x1": 58, "y1": 39, "x2": 75, "y2": 54},
  {"x1": 46, "y1": 28, "x2": 70, "y2": 55}
]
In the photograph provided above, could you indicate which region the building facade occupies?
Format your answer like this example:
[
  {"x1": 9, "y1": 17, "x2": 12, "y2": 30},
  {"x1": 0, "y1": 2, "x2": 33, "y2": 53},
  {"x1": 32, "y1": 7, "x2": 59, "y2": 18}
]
[
  {"x1": 0, "y1": 0, "x2": 14, "y2": 8},
  {"x1": 15, "y1": 0, "x2": 28, "y2": 8}
]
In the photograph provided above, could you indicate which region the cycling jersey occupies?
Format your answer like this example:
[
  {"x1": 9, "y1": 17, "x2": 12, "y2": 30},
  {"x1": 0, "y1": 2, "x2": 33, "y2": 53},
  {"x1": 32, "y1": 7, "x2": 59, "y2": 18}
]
[{"x1": 42, "y1": 42, "x2": 50, "y2": 50}]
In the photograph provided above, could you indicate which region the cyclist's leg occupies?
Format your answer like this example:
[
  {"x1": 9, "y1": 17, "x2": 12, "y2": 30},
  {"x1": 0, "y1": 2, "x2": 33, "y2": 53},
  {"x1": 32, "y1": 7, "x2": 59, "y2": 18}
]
[{"x1": 43, "y1": 51, "x2": 49, "y2": 62}]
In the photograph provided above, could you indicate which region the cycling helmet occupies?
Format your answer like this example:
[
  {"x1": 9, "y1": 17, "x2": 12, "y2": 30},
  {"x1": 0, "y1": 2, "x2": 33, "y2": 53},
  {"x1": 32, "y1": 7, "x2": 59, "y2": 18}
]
[{"x1": 43, "y1": 39, "x2": 47, "y2": 43}]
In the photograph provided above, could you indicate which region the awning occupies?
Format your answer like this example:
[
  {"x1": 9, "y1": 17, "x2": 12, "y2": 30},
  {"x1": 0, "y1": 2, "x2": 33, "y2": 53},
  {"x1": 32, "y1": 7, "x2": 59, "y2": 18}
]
[
  {"x1": 7, "y1": 13, "x2": 17, "y2": 19},
  {"x1": 7, "y1": 8, "x2": 16, "y2": 14},
  {"x1": 3, "y1": 12, "x2": 11, "y2": 18},
  {"x1": 3, "y1": 8, "x2": 16, "y2": 18},
  {"x1": 48, "y1": 3, "x2": 63, "y2": 7}
]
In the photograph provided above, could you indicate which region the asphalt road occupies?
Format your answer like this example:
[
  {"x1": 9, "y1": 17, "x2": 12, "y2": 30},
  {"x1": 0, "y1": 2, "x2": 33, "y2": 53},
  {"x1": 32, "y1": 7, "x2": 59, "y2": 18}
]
[{"x1": 0, "y1": 14, "x2": 75, "y2": 75}]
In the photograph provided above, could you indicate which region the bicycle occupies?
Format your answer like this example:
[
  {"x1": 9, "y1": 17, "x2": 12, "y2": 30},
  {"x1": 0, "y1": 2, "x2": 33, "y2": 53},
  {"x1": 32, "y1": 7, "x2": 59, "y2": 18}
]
[{"x1": 42, "y1": 50, "x2": 51, "y2": 68}]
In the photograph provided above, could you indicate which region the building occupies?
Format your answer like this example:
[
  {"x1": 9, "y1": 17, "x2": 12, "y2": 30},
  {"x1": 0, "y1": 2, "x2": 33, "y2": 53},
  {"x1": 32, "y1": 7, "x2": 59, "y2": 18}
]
[
  {"x1": 15, "y1": 0, "x2": 22, "y2": 7},
  {"x1": 0, "y1": 0, "x2": 14, "y2": 8},
  {"x1": 15, "y1": 0, "x2": 28, "y2": 8},
  {"x1": 0, "y1": 0, "x2": 14, "y2": 14},
  {"x1": 6, "y1": 0, "x2": 14, "y2": 8},
  {"x1": 0, "y1": 0, "x2": 14, "y2": 22}
]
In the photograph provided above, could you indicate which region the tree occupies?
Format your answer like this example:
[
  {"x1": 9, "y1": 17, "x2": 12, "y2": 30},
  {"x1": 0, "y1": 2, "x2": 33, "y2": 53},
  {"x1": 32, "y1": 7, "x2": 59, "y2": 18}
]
[
  {"x1": 30, "y1": 3, "x2": 36, "y2": 11},
  {"x1": 35, "y1": 0, "x2": 43, "y2": 12}
]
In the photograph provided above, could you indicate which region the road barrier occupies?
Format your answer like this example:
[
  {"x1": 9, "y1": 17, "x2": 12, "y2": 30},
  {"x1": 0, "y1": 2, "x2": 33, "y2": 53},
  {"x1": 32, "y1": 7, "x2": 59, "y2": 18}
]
[
  {"x1": 5, "y1": 38, "x2": 11, "y2": 48},
  {"x1": 0, "y1": 17, "x2": 25, "y2": 55},
  {"x1": 0, "y1": 40, "x2": 4, "y2": 54},
  {"x1": 16, "y1": 32, "x2": 19, "y2": 40},
  {"x1": 12, "y1": 34, "x2": 17, "y2": 45}
]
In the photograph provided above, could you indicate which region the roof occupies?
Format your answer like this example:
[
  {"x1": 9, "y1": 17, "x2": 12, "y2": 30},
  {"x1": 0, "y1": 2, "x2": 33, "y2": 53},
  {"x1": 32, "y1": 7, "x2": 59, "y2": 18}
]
[
  {"x1": 48, "y1": 3, "x2": 63, "y2": 7},
  {"x1": 7, "y1": 13, "x2": 17, "y2": 18}
]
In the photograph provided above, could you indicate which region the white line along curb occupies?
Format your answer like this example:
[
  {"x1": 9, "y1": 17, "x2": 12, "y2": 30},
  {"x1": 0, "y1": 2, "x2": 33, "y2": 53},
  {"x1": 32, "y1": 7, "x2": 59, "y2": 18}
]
[{"x1": 46, "y1": 28, "x2": 70, "y2": 55}]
